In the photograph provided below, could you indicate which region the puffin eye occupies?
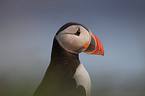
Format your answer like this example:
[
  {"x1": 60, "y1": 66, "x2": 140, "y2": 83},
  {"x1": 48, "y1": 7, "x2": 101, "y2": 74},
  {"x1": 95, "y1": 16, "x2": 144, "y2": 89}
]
[{"x1": 75, "y1": 28, "x2": 81, "y2": 36}]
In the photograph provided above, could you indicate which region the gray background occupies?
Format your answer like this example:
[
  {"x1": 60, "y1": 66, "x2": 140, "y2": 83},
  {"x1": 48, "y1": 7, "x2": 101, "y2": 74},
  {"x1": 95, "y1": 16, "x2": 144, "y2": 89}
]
[{"x1": 0, "y1": 0, "x2": 145, "y2": 96}]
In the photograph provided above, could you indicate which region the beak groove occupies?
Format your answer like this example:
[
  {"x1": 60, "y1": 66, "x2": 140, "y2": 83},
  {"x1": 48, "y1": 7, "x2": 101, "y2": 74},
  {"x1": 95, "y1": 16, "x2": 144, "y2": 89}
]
[{"x1": 84, "y1": 32, "x2": 104, "y2": 56}]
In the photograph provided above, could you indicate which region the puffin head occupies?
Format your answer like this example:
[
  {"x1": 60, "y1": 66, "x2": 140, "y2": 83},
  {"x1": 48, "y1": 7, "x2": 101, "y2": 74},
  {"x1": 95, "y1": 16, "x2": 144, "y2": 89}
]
[{"x1": 55, "y1": 22, "x2": 104, "y2": 56}]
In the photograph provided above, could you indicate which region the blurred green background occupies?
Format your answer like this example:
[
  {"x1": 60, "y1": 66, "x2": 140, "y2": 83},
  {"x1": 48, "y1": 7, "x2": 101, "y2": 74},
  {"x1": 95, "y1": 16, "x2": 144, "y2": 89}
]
[{"x1": 0, "y1": 0, "x2": 145, "y2": 96}]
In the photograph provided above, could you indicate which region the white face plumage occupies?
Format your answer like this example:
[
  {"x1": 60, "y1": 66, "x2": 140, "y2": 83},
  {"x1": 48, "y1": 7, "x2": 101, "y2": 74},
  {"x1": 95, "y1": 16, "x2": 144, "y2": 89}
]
[{"x1": 56, "y1": 25, "x2": 90, "y2": 54}]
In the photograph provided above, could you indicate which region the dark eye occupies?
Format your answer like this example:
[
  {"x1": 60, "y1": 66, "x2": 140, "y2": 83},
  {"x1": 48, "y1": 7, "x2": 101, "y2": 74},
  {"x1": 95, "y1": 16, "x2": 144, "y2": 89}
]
[{"x1": 75, "y1": 28, "x2": 81, "y2": 36}]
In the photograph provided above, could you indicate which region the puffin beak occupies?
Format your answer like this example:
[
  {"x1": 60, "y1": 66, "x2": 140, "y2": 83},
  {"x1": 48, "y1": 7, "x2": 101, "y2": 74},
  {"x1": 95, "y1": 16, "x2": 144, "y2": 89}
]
[{"x1": 83, "y1": 31, "x2": 104, "y2": 56}]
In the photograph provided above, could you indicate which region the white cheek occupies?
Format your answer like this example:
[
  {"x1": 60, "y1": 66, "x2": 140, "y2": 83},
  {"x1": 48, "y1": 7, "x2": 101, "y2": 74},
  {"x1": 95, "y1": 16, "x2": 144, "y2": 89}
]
[
  {"x1": 79, "y1": 27, "x2": 90, "y2": 44},
  {"x1": 56, "y1": 26, "x2": 90, "y2": 53},
  {"x1": 56, "y1": 34, "x2": 82, "y2": 53}
]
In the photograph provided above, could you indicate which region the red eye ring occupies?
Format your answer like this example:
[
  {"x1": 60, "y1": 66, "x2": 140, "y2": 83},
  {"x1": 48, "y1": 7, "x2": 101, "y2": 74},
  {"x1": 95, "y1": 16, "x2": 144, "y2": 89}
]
[{"x1": 75, "y1": 28, "x2": 81, "y2": 36}]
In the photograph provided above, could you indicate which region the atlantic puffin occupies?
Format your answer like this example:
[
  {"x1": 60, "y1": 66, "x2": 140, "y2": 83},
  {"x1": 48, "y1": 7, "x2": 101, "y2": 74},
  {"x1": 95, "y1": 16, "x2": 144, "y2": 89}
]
[{"x1": 33, "y1": 22, "x2": 104, "y2": 96}]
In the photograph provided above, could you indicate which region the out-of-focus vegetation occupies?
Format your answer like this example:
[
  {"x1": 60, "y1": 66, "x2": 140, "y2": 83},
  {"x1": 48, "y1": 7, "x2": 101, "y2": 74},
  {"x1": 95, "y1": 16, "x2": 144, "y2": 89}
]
[{"x1": 0, "y1": 73, "x2": 145, "y2": 96}]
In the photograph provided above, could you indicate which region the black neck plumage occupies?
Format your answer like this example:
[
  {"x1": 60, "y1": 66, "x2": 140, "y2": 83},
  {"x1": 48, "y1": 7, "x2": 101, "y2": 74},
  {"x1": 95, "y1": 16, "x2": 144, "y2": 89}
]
[{"x1": 47, "y1": 38, "x2": 80, "y2": 78}]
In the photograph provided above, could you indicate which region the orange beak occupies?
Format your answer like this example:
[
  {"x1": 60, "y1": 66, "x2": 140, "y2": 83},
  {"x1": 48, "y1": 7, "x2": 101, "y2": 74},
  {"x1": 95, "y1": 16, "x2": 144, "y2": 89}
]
[{"x1": 83, "y1": 31, "x2": 104, "y2": 56}]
